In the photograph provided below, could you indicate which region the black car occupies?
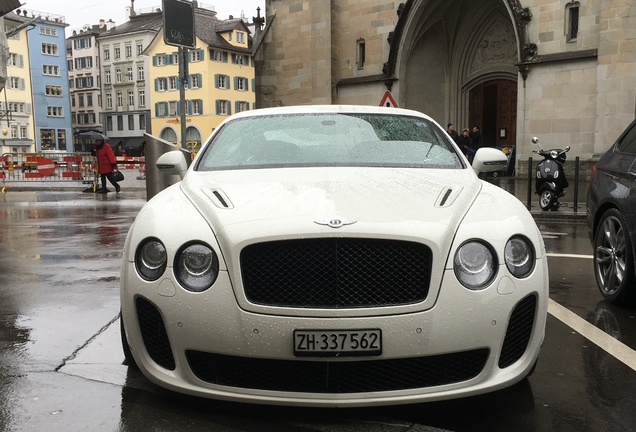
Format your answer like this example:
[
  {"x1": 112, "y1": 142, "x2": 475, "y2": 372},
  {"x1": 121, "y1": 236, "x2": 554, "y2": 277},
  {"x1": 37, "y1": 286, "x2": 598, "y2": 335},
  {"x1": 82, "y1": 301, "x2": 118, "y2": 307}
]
[{"x1": 587, "y1": 119, "x2": 636, "y2": 304}]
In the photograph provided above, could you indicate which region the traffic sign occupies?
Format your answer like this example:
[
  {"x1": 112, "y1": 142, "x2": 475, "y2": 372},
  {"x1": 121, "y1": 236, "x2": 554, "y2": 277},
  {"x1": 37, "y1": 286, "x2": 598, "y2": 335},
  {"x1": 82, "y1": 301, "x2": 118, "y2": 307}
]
[
  {"x1": 379, "y1": 91, "x2": 398, "y2": 108},
  {"x1": 37, "y1": 157, "x2": 55, "y2": 177}
]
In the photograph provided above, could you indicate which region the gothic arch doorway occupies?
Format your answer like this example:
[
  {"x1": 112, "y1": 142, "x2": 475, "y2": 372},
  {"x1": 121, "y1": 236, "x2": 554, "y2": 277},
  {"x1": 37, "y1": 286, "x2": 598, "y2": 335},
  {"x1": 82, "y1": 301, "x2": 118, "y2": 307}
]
[{"x1": 469, "y1": 79, "x2": 517, "y2": 148}]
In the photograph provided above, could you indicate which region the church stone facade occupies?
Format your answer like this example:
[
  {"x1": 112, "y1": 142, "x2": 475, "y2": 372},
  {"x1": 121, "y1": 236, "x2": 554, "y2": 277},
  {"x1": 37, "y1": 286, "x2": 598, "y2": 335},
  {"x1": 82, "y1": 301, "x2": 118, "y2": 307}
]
[{"x1": 254, "y1": 0, "x2": 636, "y2": 174}]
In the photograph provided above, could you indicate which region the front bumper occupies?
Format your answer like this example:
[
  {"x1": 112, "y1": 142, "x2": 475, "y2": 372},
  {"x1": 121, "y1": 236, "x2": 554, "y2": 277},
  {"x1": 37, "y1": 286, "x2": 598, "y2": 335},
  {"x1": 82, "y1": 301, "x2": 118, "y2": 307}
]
[{"x1": 121, "y1": 259, "x2": 548, "y2": 407}]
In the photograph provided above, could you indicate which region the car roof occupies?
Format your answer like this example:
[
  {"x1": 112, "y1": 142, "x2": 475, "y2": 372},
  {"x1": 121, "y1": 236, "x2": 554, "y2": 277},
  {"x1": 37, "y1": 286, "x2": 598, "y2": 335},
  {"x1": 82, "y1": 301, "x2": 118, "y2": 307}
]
[{"x1": 225, "y1": 105, "x2": 436, "y2": 122}]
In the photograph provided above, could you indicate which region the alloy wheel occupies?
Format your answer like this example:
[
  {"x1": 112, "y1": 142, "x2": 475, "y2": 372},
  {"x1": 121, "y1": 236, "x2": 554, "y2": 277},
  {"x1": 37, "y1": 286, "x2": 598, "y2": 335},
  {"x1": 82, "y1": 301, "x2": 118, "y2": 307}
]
[{"x1": 594, "y1": 215, "x2": 626, "y2": 297}]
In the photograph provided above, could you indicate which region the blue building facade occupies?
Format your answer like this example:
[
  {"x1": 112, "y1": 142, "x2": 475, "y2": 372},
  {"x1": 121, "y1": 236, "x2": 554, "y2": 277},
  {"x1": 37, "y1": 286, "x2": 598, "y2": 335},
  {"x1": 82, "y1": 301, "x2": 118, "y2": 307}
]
[{"x1": 28, "y1": 13, "x2": 73, "y2": 152}]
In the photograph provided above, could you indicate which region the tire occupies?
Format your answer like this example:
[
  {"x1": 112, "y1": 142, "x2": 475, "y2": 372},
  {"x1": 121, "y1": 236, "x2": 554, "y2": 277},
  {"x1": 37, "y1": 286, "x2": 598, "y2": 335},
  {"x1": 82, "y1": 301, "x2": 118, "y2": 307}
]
[
  {"x1": 539, "y1": 190, "x2": 556, "y2": 211},
  {"x1": 120, "y1": 312, "x2": 139, "y2": 369},
  {"x1": 593, "y1": 209, "x2": 635, "y2": 305}
]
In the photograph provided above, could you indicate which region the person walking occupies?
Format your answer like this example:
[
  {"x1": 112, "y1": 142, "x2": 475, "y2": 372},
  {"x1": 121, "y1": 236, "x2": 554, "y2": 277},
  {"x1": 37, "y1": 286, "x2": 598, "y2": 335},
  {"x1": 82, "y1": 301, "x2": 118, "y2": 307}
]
[
  {"x1": 467, "y1": 126, "x2": 482, "y2": 163},
  {"x1": 93, "y1": 138, "x2": 121, "y2": 193}
]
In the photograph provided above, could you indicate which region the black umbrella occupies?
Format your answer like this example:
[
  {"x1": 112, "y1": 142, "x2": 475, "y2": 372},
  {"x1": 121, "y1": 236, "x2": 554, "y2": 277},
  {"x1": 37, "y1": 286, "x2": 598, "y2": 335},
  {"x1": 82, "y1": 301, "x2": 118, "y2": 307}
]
[{"x1": 78, "y1": 131, "x2": 110, "y2": 142}]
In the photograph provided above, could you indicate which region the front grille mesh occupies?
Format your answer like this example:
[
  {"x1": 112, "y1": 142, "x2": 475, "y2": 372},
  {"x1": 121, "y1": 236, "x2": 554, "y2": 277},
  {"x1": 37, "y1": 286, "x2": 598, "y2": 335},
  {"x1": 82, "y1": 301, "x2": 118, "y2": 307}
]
[
  {"x1": 186, "y1": 349, "x2": 489, "y2": 393},
  {"x1": 240, "y1": 238, "x2": 432, "y2": 308},
  {"x1": 499, "y1": 294, "x2": 537, "y2": 368}
]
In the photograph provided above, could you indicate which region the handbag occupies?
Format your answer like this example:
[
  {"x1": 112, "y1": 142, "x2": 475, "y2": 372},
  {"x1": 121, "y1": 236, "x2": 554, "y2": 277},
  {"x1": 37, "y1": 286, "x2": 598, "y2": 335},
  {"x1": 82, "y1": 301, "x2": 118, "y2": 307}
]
[{"x1": 112, "y1": 170, "x2": 125, "y2": 182}]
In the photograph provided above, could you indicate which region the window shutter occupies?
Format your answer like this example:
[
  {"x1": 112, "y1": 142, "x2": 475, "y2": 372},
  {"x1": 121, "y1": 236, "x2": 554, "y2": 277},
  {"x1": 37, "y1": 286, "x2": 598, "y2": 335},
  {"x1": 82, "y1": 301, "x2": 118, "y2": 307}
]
[
  {"x1": 227, "y1": 102, "x2": 232, "y2": 115},
  {"x1": 187, "y1": 100, "x2": 192, "y2": 115},
  {"x1": 223, "y1": 52, "x2": 228, "y2": 63},
  {"x1": 26, "y1": 103, "x2": 32, "y2": 114},
  {"x1": 234, "y1": 76, "x2": 238, "y2": 90},
  {"x1": 155, "y1": 103, "x2": 159, "y2": 117},
  {"x1": 19, "y1": 78, "x2": 25, "y2": 90},
  {"x1": 19, "y1": 54, "x2": 24, "y2": 67},
  {"x1": 214, "y1": 74, "x2": 219, "y2": 88},
  {"x1": 244, "y1": 78, "x2": 249, "y2": 91},
  {"x1": 252, "y1": 78, "x2": 255, "y2": 91},
  {"x1": 176, "y1": 101, "x2": 180, "y2": 116},
  {"x1": 197, "y1": 74, "x2": 202, "y2": 87},
  {"x1": 215, "y1": 100, "x2": 220, "y2": 115},
  {"x1": 198, "y1": 99, "x2": 203, "y2": 114},
  {"x1": 152, "y1": 56, "x2": 157, "y2": 66},
  {"x1": 231, "y1": 53, "x2": 236, "y2": 64},
  {"x1": 235, "y1": 101, "x2": 239, "y2": 112},
  {"x1": 199, "y1": 49, "x2": 204, "y2": 60}
]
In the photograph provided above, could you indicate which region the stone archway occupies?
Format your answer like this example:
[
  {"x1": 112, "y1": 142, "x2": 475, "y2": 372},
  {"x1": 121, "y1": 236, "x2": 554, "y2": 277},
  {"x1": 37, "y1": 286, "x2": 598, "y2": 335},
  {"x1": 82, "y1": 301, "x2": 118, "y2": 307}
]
[{"x1": 397, "y1": 0, "x2": 522, "y2": 148}]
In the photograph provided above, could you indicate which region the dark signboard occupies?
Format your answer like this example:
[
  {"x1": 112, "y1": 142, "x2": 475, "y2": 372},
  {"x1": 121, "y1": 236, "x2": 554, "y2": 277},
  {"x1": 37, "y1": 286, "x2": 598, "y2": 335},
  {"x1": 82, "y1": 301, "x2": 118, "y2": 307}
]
[{"x1": 162, "y1": 0, "x2": 195, "y2": 48}]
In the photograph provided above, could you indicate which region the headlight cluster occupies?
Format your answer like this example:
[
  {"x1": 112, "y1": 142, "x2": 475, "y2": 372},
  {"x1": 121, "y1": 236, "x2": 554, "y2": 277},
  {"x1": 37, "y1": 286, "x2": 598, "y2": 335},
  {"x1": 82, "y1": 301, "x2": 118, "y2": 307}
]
[
  {"x1": 454, "y1": 236, "x2": 535, "y2": 290},
  {"x1": 135, "y1": 239, "x2": 219, "y2": 292}
]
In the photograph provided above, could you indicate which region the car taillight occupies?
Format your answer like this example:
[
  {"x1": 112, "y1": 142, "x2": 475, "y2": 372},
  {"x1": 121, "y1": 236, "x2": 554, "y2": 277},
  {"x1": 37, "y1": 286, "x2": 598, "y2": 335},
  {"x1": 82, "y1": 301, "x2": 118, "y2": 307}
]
[{"x1": 590, "y1": 164, "x2": 597, "y2": 181}]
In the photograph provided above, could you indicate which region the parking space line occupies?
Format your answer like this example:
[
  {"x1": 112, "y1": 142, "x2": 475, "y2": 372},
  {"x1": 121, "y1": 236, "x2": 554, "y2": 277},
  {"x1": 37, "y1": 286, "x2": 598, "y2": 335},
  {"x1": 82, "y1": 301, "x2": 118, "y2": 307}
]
[{"x1": 548, "y1": 299, "x2": 636, "y2": 372}]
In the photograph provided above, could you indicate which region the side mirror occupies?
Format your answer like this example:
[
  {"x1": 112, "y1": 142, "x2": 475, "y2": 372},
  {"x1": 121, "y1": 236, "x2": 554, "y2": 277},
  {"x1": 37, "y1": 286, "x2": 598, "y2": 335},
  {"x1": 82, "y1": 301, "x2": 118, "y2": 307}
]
[
  {"x1": 156, "y1": 151, "x2": 189, "y2": 179},
  {"x1": 531, "y1": 137, "x2": 539, "y2": 144},
  {"x1": 471, "y1": 147, "x2": 508, "y2": 174}
]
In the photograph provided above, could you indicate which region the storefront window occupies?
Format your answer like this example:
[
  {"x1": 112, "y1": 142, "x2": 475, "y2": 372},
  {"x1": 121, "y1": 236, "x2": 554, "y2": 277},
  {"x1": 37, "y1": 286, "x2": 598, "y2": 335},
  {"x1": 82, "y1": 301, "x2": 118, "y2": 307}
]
[
  {"x1": 40, "y1": 128, "x2": 55, "y2": 150},
  {"x1": 57, "y1": 130, "x2": 66, "y2": 151}
]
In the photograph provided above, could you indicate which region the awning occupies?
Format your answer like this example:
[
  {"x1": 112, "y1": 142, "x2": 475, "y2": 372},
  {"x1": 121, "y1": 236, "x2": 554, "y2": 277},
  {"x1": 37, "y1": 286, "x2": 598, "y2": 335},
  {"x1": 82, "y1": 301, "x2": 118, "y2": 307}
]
[{"x1": 122, "y1": 137, "x2": 145, "y2": 150}]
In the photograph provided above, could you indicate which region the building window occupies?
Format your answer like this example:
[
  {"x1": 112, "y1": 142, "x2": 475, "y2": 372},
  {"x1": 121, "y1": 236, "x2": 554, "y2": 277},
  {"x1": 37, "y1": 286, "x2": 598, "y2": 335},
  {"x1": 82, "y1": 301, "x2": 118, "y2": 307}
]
[
  {"x1": 157, "y1": 78, "x2": 167, "y2": 91},
  {"x1": 210, "y1": 49, "x2": 227, "y2": 62},
  {"x1": 190, "y1": 74, "x2": 200, "y2": 88},
  {"x1": 190, "y1": 50, "x2": 203, "y2": 61},
  {"x1": 139, "y1": 114, "x2": 146, "y2": 130},
  {"x1": 87, "y1": 94, "x2": 93, "y2": 107},
  {"x1": 128, "y1": 115, "x2": 135, "y2": 130},
  {"x1": 156, "y1": 54, "x2": 165, "y2": 66},
  {"x1": 235, "y1": 77, "x2": 248, "y2": 91},
  {"x1": 106, "y1": 93, "x2": 112, "y2": 108},
  {"x1": 116, "y1": 92, "x2": 123, "y2": 107},
  {"x1": 216, "y1": 100, "x2": 231, "y2": 115},
  {"x1": 127, "y1": 67, "x2": 133, "y2": 81},
  {"x1": 45, "y1": 85, "x2": 62, "y2": 96},
  {"x1": 191, "y1": 100, "x2": 201, "y2": 115},
  {"x1": 128, "y1": 90, "x2": 135, "y2": 106},
  {"x1": 105, "y1": 69, "x2": 111, "y2": 84},
  {"x1": 104, "y1": 48, "x2": 110, "y2": 61},
  {"x1": 47, "y1": 106, "x2": 64, "y2": 117},
  {"x1": 20, "y1": 126, "x2": 27, "y2": 139},
  {"x1": 169, "y1": 101, "x2": 177, "y2": 116},
  {"x1": 231, "y1": 53, "x2": 248, "y2": 65},
  {"x1": 40, "y1": 128, "x2": 55, "y2": 150},
  {"x1": 169, "y1": 76, "x2": 178, "y2": 90},
  {"x1": 40, "y1": 26, "x2": 57, "y2": 36},
  {"x1": 114, "y1": 46, "x2": 121, "y2": 59},
  {"x1": 137, "y1": 43, "x2": 143, "y2": 56},
  {"x1": 125, "y1": 44, "x2": 132, "y2": 58},
  {"x1": 356, "y1": 38, "x2": 366, "y2": 70},
  {"x1": 236, "y1": 101, "x2": 248, "y2": 112},
  {"x1": 42, "y1": 65, "x2": 60, "y2": 76},
  {"x1": 116, "y1": 68, "x2": 122, "y2": 83},
  {"x1": 8, "y1": 53, "x2": 23, "y2": 67},
  {"x1": 566, "y1": 2, "x2": 580, "y2": 42},
  {"x1": 9, "y1": 77, "x2": 25, "y2": 89},
  {"x1": 215, "y1": 74, "x2": 229, "y2": 89},
  {"x1": 78, "y1": 95, "x2": 84, "y2": 107},
  {"x1": 236, "y1": 32, "x2": 245, "y2": 43},
  {"x1": 137, "y1": 65, "x2": 144, "y2": 81},
  {"x1": 41, "y1": 43, "x2": 58, "y2": 55},
  {"x1": 106, "y1": 116, "x2": 113, "y2": 131},
  {"x1": 117, "y1": 116, "x2": 124, "y2": 131},
  {"x1": 138, "y1": 90, "x2": 146, "y2": 107}
]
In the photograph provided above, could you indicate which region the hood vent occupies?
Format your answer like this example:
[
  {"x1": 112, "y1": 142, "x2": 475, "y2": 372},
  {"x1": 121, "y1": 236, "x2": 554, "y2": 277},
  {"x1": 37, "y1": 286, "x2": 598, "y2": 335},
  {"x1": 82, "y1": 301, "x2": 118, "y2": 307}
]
[
  {"x1": 435, "y1": 186, "x2": 463, "y2": 208},
  {"x1": 203, "y1": 189, "x2": 234, "y2": 209}
]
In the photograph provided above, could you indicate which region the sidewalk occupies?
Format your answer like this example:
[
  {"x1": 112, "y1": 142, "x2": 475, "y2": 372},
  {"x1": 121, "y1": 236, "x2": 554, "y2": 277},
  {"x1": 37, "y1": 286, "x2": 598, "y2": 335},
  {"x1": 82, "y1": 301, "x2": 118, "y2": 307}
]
[
  {"x1": 2, "y1": 170, "x2": 587, "y2": 221},
  {"x1": 487, "y1": 176, "x2": 587, "y2": 222}
]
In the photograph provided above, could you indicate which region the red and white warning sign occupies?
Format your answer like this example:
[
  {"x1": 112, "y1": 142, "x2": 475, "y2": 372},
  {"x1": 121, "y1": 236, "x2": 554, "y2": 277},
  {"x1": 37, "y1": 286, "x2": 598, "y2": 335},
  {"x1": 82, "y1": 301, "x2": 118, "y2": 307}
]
[
  {"x1": 379, "y1": 90, "x2": 398, "y2": 108},
  {"x1": 37, "y1": 157, "x2": 56, "y2": 176}
]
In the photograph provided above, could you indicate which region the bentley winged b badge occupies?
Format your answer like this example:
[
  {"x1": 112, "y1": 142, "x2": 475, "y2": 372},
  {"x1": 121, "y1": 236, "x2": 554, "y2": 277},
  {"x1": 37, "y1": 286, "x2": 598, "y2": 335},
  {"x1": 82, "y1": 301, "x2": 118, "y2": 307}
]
[{"x1": 314, "y1": 218, "x2": 357, "y2": 228}]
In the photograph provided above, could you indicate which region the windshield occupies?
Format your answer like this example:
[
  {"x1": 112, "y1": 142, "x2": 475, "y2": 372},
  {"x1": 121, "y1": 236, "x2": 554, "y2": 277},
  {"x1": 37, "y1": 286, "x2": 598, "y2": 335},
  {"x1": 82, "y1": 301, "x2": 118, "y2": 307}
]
[{"x1": 195, "y1": 113, "x2": 464, "y2": 170}]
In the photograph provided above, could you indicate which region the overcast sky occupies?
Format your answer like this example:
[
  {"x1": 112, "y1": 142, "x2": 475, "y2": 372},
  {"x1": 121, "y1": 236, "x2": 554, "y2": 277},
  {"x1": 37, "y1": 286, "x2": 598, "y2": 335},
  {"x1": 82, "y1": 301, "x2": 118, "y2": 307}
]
[{"x1": 18, "y1": 0, "x2": 266, "y2": 34}]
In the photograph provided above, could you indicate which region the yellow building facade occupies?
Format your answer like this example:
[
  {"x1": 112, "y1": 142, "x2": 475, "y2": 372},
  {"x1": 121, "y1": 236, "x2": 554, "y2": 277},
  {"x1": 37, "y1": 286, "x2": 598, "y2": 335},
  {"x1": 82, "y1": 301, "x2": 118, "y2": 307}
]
[
  {"x1": 146, "y1": 8, "x2": 254, "y2": 154},
  {"x1": 2, "y1": 14, "x2": 35, "y2": 154}
]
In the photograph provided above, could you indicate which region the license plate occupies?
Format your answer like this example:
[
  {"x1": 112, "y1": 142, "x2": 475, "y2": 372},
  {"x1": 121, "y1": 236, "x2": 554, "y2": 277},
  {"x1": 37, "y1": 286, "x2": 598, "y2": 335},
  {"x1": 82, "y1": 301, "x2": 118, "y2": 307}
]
[{"x1": 293, "y1": 329, "x2": 382, "y2": 357}]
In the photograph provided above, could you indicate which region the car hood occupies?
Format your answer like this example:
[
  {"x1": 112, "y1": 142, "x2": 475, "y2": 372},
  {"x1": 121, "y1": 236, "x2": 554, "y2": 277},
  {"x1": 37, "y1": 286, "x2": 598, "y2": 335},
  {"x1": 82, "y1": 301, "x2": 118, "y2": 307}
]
[{"x1": 180, "y1": 167, "x2": 480, "y2": 252}]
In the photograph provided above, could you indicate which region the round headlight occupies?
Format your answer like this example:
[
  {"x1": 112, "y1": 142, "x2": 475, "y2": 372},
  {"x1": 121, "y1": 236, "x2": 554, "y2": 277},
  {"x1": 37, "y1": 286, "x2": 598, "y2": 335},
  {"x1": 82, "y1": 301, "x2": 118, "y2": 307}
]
[
  {"x1": 504, "y1": 236, "x2": 535, "y2": 278},
  {"x1": 136, "y1": 239, "x2": 167, "y2": 281},
  {"x1": 175, "y1": 243, "x2": 219, "y2": 292},
  {"x1": 454, "y1": 241, "x2": 497, "y2": 290}
]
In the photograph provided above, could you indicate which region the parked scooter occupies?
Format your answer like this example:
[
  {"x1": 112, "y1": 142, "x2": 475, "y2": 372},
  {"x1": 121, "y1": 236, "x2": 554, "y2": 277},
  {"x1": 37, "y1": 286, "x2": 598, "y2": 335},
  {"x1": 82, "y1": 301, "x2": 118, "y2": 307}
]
[{"x1": 533, "y1": 137, "x2": 570, "y2": 211}]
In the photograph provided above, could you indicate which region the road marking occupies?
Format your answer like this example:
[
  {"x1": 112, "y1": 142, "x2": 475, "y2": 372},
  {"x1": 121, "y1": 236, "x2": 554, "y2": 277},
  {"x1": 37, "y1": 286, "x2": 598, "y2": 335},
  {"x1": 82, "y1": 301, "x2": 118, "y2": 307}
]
[
  {"x1": 546, "y1": 252, "x2": 593, "y2": 259},
  {"x1": 548, "y1": 299, "x2": 636, "y2": 372}
]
